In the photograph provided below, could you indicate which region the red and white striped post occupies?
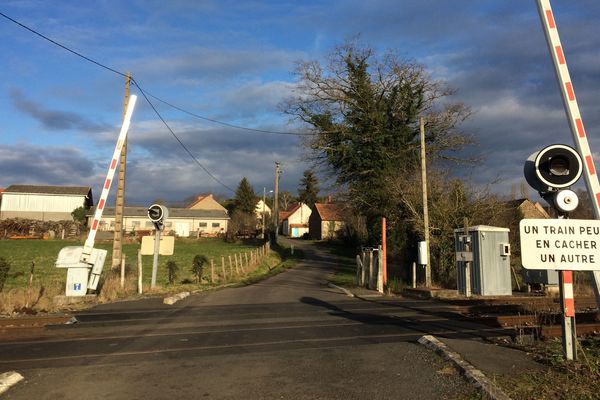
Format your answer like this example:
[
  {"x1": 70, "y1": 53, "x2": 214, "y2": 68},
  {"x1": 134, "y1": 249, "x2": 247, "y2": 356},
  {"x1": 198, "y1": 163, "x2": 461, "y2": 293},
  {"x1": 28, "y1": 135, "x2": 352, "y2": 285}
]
[
  {"x1": 536, "y1": 0, "x2": 600, "y2": 360},
  {"x1": 559, "y1": 270, "x2": 577, "y2": 359},
  {"x1": 81, "y1": 95, "x2": 138, "y2": 262}
]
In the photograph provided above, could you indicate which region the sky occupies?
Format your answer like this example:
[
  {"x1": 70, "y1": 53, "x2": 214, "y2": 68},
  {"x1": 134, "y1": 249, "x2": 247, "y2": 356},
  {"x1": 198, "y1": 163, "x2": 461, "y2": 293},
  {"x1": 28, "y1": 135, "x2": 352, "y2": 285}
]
[{"x1": 1, "y1": 0, "x2": 599, "y2": 207}]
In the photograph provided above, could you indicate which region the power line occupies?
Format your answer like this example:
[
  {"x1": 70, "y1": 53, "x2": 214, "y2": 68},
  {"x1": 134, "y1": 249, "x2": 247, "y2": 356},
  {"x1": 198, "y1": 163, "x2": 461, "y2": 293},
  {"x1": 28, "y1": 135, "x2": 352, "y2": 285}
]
[
  {"x1": 0, "y1": 10, "x2": 312, "y2": 137},
  {"x1": 132, "y1": 79, "x2": 235, "y2": 193},
  {"x1": 142, "y1": 89, "x2": 314, "y2": 136},
  {"x1": 0, "y1": 11, "x2": 128, "y2": 79},
  {"x1": 0, "y1": 10, "x2": 308, "y2": 192}
]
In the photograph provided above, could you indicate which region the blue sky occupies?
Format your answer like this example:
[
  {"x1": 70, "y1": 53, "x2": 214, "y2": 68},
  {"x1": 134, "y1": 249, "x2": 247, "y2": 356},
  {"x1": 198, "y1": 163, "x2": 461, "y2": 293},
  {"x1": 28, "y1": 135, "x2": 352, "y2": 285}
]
[{"x1": 1, "y1": 1, "x2": 599, "y2": 205}]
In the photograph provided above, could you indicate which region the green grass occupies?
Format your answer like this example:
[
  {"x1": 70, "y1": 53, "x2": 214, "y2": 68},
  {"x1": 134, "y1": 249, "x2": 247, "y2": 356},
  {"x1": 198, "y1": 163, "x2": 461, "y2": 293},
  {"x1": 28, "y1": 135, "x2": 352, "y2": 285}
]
[
  {"x1": 314, "y1": 240, "x2": 358, "y2": 287},
  {"x1": 496, "y1": 337, "x2": 600, "y2": 399},
  {"x1": 0, "y1": 237, "x2": 266, "y2": 289}
]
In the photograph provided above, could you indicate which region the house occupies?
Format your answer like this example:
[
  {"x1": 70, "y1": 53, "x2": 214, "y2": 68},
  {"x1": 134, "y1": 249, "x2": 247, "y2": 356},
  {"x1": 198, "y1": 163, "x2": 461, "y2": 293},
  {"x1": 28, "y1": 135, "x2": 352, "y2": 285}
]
[
  {"x1": 309, "y1": 203, "x2": 347, "y2": 240},
  {"x1": 279, "y1": 203, "x2": 312, "y2": 238},
  {"x1": 0, "y1": 184, "x2": 93, "y2": 221},
  {"x1": 255, "y1": 199, "x2": 271, "y2": 218},
  {"x1": 513, "y1": 198, "x2": 550, "y2": 219},
  {"x1": 187, "y1": 194, "x2": 227, "y2": 212},
  {"x1": 87, "y1": 206, "x2": 229, "y2": 237}
]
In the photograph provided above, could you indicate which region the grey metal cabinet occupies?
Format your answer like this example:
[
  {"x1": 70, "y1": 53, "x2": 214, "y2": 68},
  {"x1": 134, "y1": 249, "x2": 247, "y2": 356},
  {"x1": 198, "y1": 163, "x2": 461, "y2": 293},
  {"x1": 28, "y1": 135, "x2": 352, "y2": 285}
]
[{"x1": 455, "y1": 225, "x2": 512, "y2": 296}]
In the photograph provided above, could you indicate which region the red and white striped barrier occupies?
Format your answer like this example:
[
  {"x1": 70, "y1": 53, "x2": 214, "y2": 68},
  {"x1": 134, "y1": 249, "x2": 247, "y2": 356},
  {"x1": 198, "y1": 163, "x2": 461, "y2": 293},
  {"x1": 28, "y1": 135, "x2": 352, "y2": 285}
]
[
  {"x1": 537, "y1": 0, "x2": 600, "y2": 216},
  {"x1": 81, "y1": 95, "x2": 138, "y2": 261}
]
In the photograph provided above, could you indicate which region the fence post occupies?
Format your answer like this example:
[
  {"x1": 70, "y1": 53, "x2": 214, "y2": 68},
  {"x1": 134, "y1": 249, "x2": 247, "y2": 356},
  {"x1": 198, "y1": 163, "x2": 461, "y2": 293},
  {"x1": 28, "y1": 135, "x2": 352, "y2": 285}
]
[
  {"x1": 412, "y1": 262, "x2": 417, "y2": 288},
  {"x1": 210, "y1": 259, "x2": 215, "y2": 283},
  {"x1": 356, "y1": 254, "x2": 363, "y2": 285},
  {"x1": 222, "y1": 256, "x2": 226, "y2": 280},
  {"x1": 245, "y1": 252, "x2": 249, "y2": 270},
  {"x1": 368, "y1": 250, "x2": 374, "y2": 289},
  {"x1": 229, "y1": 255, "x2": 234, "y2": 275},
  {"x1": 361, "y1": 250, "x2": 366, "y2": 287}
]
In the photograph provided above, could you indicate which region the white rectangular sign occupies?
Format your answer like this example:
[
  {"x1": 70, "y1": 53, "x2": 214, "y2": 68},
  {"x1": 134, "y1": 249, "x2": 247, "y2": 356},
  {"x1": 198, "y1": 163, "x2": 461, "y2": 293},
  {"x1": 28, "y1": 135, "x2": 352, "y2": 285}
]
[
  {"x1": 140, "y1": 236, "x2": 175, "y2": 256},
  {"x1": 520, "y1": 219, "x2": 600, "y2": 271}
]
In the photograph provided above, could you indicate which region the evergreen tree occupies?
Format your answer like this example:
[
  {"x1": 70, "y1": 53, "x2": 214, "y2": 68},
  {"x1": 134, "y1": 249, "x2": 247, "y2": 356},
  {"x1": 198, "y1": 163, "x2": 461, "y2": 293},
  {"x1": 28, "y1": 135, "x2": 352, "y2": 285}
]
[
  {"x1": 233, "y1": 177, "x2": 257, "y2": 214},
  {"x1": 284, "y1": 40, "x2": 472, "y2": 242},
  {"x1": 298, "y1": 170, "x2": 319, "y2": 208}
]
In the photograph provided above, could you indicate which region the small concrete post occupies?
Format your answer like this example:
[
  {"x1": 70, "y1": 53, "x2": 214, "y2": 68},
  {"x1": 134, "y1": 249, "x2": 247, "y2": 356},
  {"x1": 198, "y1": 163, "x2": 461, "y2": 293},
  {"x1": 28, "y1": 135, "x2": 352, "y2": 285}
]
[
  {"x1": 120, "y1": 253, "x2": 126, "y2": 289},
  {"x1": 412, "y1": 262, "x2": 417, "y2": 288},
  {"x1": 221, "y1": 256, "x2": 226, "y2": 280}
]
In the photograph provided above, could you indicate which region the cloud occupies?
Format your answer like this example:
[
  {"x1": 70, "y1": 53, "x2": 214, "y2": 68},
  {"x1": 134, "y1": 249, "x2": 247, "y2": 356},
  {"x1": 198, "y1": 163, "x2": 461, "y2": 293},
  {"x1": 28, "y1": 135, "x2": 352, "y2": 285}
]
[
  {"x1": 0, "y1": 143, "x2": 97, "y2": 188},
  {"x1": 10, "y1": 90, "x2": 111, "y2": 133}
]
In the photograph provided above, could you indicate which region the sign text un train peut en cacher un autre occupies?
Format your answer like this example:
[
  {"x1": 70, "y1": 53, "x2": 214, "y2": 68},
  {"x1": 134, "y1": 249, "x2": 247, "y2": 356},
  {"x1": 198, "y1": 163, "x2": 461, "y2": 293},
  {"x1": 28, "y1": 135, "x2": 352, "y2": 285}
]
[{"x1": 520, "y1": 218, "x2": 600, "y2": 271}]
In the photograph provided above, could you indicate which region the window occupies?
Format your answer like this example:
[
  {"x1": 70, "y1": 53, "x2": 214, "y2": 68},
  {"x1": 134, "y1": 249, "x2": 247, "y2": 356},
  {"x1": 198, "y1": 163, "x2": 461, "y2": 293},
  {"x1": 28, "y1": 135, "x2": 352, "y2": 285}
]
[
  {"x1": 199, "y1": 222, "x2": 207, "y2": 228},
  {"x1": 212, "y1": 223, "x2": 220, "y2": 228}
]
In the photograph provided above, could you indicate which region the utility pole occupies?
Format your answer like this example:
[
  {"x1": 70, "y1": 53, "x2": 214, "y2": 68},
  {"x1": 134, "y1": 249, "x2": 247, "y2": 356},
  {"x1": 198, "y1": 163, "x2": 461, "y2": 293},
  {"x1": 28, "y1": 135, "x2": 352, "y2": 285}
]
[
  {"x1": 112, "y1": 72, "x2": 131, "y2": 270},
  {"x1": 420, "y1": 117, "x2": 432, "y2": 287},
  {"x1": 274, "y1": 162, "x2": 281, "y2": 243}
]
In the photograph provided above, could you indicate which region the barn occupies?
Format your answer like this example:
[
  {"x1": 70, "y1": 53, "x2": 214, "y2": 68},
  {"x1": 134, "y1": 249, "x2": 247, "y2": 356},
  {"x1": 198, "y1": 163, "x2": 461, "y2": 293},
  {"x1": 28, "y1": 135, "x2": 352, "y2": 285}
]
[{"x1": 0, "y1": 184, "x2": 93, "y2": 221}]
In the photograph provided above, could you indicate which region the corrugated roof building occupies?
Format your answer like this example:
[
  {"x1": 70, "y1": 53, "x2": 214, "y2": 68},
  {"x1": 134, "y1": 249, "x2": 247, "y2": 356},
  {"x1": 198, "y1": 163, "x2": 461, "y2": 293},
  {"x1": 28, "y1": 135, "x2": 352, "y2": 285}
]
[{"x1": 0, "y1": 184, "x2": 93, "y2": 221}]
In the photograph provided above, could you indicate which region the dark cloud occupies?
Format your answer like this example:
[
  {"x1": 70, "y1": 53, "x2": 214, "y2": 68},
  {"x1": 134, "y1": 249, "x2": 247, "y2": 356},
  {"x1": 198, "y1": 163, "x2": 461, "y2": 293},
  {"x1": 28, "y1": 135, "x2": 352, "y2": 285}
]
[
  {"x1": 0, "y1": 144, "x2": 96, "y2": 188},
  {"x1": 10, "y1": 89, "x2": 110, "y2": 133}
]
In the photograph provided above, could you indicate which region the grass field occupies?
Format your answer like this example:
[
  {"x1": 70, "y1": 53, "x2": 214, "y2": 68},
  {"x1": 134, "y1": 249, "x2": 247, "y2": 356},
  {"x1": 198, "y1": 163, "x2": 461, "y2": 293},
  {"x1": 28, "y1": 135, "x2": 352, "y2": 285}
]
[{"x1": 0, "y1": 237, "x2": 269, "y2": 291}]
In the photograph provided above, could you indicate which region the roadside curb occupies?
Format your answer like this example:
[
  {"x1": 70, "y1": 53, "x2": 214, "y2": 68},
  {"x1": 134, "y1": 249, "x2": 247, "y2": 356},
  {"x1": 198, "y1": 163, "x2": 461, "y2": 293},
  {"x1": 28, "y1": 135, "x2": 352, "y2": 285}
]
[
  {"x1": 163, "y1": 291, "x2": 190, "y2": 305},
  {"x1": 0, "y1": 371, "x2": 24, "y2": 395},
  {"x1": 326, "y1": 282, "x2": 355, "y2": 297},
  {"x1": 418, "y1": 335, "x2": 511, "y2": 400}
]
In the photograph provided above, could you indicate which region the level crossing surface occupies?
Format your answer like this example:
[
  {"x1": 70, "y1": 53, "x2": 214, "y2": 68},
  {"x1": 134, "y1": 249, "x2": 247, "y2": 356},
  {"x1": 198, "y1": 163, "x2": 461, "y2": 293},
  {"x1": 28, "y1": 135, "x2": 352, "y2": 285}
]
[{"x1": 1, "y1": 239, "x2": 510, "y2": 399}]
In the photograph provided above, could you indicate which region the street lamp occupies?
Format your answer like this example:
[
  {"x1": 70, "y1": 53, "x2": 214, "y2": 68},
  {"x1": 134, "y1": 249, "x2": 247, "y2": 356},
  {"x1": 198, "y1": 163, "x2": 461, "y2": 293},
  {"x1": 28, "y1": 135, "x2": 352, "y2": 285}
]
[{"x1": 262, "y1": 188, "x2": 273, "y2": 240}]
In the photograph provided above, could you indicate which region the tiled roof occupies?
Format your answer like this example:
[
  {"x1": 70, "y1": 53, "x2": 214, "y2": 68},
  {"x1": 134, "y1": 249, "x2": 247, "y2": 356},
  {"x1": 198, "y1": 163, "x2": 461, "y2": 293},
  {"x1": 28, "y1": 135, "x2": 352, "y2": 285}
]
[
  {"x1": 5, "y1": 184, "x2": 91, "y2": 196},
  {"x1": 314, "y1": 203, "x2": 346, "y2": 221},
  {"x1": 279, "y1": 203, "x2": 301, "y2": 221},
  {"x1": 87, "y1": 207, "x2": 229, "y2": 219}
]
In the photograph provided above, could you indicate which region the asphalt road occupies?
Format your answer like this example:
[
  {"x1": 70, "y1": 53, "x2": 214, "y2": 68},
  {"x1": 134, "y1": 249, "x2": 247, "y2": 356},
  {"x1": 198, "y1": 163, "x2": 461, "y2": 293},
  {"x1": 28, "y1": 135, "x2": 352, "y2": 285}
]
[{"x1": 0, "y1": 239, "x2": 506, "y2": 399}]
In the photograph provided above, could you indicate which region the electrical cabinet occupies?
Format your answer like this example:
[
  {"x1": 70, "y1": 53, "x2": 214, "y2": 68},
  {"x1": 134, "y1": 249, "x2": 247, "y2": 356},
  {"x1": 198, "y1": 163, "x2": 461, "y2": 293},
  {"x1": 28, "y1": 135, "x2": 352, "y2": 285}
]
[{"x1": 454, "y1": 225, "x2": 512, "y2": 296}]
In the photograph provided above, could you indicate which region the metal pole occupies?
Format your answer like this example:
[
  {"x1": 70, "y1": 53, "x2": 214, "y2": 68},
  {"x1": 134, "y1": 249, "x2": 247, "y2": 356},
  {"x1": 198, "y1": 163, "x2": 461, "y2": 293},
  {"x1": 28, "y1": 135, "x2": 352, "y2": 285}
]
[
  {"x1": 274, "y1": 162, "x2": 281, "y2": 243},
  {"x1": 420, "y1": 117, "x2": 432, "y2": 287},
  {"x1": 262, "y1": 187, "x2": 266, "y2": 239},
  {"x1": 536, "y1": 0, "x2": 600, "y2": 308},
  {"x1": 559, "y1": 270, "x2": 577, "y2": 360},
  {"x1": 151, "y1": 228, "x2": 160, "y2": 288},
  {"x1": 112, "y1": 72, "x2": 131, "y2": 270},
  {"x1": 463, "y1": 218, "x2": 472, "y2": 298}
]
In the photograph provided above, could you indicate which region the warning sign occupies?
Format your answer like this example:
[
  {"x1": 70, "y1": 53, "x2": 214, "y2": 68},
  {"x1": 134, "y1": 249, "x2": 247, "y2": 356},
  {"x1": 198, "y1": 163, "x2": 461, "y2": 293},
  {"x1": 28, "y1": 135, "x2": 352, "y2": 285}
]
[{"x1": 520, "y1": 219, "x2": 600, "y2": 271}]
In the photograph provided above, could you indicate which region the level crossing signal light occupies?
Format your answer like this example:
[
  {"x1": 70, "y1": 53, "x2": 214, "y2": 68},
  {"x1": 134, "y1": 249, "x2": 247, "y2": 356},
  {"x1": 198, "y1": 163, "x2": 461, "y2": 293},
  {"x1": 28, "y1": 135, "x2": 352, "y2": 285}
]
[
  {"x1": 524, "y1": 144, "x2": 583, "y2": 214},
  {"x1": 147, "y1": 204, "x2": 169, "y2": 230}
]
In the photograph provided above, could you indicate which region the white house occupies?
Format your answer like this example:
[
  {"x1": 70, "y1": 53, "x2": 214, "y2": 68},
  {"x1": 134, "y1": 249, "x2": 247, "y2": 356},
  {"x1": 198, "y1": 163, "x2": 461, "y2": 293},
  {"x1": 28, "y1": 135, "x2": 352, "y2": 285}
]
[
  {"x1": 0, "y1": 185, "x2": 93, "y2": 221},
  {"x1": 255, "y1": 199, "x2": 271, "y2": 219},
  {"x1": 88, "y1": 207, "x2": 230, "y2": 237},
  {"x1": 279, "y1": 203, "x2": 312, "y2": 238}
]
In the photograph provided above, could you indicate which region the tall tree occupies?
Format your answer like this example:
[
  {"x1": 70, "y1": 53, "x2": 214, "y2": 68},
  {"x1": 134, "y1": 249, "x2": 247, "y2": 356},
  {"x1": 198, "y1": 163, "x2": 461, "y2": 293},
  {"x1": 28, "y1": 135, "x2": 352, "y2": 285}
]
[
  {"x1": 278, "y1": 191, "x2": 295, "y2": 211},
  {"x1": 284, "y1": 40, "x2": 472, "y2": 241},
  {"x1": 233, "y1": 177, "x2": 257, "y2": 214},
  {"x1": 298, "y1": 170, "x2": 319, "y2": 208}
]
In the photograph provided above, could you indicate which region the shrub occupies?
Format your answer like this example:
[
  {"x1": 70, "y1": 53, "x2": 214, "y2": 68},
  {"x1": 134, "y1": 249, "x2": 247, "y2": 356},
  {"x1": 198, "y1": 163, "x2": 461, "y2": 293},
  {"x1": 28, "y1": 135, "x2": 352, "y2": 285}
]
[
  {"x1": 191, "y1": 255, "x2": 208, "y2": 283},
  {"x1": 166, "y1": 260, "x2": 179, "y2": 285},
  {"x1": 0, "y1": 258, "x2": 10, "y2": 292}
]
